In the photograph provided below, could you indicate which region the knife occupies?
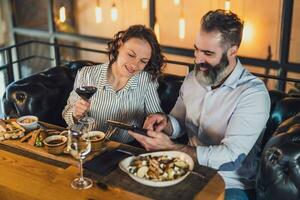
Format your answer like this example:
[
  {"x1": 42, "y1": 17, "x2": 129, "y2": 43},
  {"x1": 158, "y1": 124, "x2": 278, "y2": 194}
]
[{"x1": 106, "y1": 120, "x2": 148, "y2": 136}]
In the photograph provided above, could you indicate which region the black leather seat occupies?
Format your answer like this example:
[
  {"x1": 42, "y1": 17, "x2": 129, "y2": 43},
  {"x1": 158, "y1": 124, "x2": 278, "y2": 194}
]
[
  {"x1": 157, "y1": 74, "x2": 184, "y2": 113},
  {"x1": 2, "y1": 60, "x2": 95, "y2": 126},
  {"x1": 2, "y1": 61, "x2": 300, "y2": 199},
  {"x1": 256, "y1": 91, "x2": 300, "y2": 200}
]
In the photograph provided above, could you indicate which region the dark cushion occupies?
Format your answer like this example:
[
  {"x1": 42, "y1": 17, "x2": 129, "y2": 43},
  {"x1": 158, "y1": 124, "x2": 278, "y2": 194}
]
[
  {"x1": 157, "y1": 74, "x2": 184, "y2": 113},
  {"x1": 256, "y1": 113, "x2": 300, "y2": 200},
  {"x1": 2, "y1": 61, "x2": 95, "y2": 126},
  {"x1": 2, "y1": 61, "x2": 185, "y2": 126},
  {"x1": 262, "y1": 90, "x2": 300, "y2": 148}
]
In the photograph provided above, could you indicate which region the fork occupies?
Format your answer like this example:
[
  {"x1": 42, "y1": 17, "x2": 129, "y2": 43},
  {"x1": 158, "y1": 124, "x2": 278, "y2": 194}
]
[
  {"x1": 189, "y1": 170, "x2": 206, "y2": 179},
  {"x1": 104, "y1": 126, "x2": 117, "y2": 141}
]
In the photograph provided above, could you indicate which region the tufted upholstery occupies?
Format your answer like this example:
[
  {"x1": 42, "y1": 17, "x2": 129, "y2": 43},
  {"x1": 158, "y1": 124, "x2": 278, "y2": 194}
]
[
  {"x1": 262, "y1": 90, "x2": 300, "y2": 148},
  {"x1": 2, "y1": 61, "x2": 300, "y2": 199},
  {"x1": 256, "y1": 90, "x2": 300, "y2": 200},
  {"x1": 2, "y1": 60, "x2": 95, "y2": 126},
  {"x1": 157, "y1": 74, "x2": 184, "y2": 113}
]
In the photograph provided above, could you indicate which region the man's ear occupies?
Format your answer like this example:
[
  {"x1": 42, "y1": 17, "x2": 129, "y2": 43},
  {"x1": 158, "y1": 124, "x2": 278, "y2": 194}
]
[{"x1": 227, "y1": 45, "x2": 238, "y2": 57}]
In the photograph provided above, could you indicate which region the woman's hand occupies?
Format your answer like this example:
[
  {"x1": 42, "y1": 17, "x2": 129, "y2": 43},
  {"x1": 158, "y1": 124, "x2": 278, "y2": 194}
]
[
  {"x1": 73, "y1": 99, "x2": 90, "y2": 120},
  {"x1": 143, "y1": 113, "x2": 173, "y2": 135},
  {"x1": 143, "y1": 113, "x2": 168, "y2": 131}
]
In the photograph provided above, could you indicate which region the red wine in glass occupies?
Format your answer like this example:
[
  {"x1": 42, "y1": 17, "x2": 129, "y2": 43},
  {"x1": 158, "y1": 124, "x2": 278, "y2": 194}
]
[
  {"x1": 75, "y1": 86, "x2": 97, "y2": 101},
  {"x1": 75, "y1": 86, "x2": 97, "y2": 124}
]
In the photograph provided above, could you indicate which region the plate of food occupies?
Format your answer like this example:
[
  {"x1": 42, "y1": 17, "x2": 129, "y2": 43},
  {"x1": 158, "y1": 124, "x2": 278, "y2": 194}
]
[
  {"x1": 0, "y1": 119, "x2": 26, "y2": 141},
  {"x1": 119, "y1": 151, "x2": 194, "y2": 187}
]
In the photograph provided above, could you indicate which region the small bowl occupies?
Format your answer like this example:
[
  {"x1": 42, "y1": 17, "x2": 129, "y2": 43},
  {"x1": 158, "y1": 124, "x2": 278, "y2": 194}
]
[
  {"x1": 43, "y1": 135, "x2": 67, "y2": 155},
  {"x1": 82, "y1": 131, "x2": 105, "y2": 151},
  {"x1": 17, "y1": 115, "x2": 38, "y2": 131}
]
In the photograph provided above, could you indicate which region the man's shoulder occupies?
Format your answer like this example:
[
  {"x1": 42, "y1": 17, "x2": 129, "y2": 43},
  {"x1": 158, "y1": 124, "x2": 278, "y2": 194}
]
[{"x1": 237, "y1": 66, "x2": 268, "y2": 93}]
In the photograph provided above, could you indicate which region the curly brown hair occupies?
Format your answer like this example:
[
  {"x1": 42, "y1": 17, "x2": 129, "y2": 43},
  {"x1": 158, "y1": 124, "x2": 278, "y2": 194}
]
[{"x1": 107, "y1": 25, "x2": 165, "y2": 80}]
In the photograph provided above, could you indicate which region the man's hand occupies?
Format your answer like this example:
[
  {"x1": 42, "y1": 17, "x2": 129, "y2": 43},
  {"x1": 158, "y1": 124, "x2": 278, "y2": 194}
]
[
  {"x1": 73, "y1": 99, "x2": 90, "y2": 120},
  {"x1": 128, "y1": 130, "x2": 175, "y2": 151},
  {"x1": 143, "y1": 113, "x2": 173, "y2": 135},
  {"x1": 129, "y1": 130, "x2": 197, "y2": 162}
]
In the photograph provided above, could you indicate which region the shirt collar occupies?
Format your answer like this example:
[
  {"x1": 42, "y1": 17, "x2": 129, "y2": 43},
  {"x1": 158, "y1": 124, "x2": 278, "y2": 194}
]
[
  {"x1": 221, "y1": 59, "x2": 245, "y2": 89},
  {"x1": 99, "y1": 62, "x2": 139, "y2": 91}
]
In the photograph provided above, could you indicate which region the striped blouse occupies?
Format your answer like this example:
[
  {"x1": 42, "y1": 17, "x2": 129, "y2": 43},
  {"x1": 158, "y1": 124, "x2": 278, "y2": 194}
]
[{"x1": 62, "y1": 63, "x2": 163, "y2": 143}]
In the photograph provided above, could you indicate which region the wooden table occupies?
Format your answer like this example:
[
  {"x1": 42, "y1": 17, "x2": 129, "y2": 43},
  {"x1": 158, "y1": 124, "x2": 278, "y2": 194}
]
[{"x1": 0, "y1": 140, "x2": 225, "y2": 200}]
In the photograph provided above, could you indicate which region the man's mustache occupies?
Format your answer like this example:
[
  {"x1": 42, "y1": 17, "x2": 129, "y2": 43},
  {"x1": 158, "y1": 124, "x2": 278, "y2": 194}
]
[{"x1": 194, "y1": 61, "x2": 214, "y2": 71}]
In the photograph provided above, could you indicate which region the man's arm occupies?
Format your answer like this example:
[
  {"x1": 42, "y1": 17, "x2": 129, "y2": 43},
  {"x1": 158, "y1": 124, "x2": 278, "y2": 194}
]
[
  {"x1": 128, "y1": 130, "x2": 197, "y2": 162},
  {"x1": 171, "y1": 143, "x2": 197, "y2": 162},
  {"x1": 196, "y1": 89, "x2": 270, "y2": 170}
]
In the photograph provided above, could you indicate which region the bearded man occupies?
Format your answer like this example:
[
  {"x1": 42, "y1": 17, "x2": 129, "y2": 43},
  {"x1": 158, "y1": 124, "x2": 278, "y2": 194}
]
[{"x1": 129, "y1": 9, "x2": 271, "y2": 200}]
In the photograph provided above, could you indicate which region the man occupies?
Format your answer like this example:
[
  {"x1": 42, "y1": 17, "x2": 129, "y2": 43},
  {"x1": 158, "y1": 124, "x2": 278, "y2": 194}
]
[{"x1": 129, "y1": 9, "x2": 270, "y2": 200}]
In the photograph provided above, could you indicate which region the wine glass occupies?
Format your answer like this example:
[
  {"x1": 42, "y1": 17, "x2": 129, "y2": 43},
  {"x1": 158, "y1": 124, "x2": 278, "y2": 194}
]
[
  {"x1": 75, "y1": 85, "x2": 97, "y2": 124},
  {"x1": 69, "y1": 118, "x2": 94, "y2": 190}
]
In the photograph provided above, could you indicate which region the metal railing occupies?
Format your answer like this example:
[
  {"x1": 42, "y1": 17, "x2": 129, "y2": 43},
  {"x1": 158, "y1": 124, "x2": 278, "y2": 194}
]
[{"x1": 0, "y1": 40, "x2": 299, "y2": 89}]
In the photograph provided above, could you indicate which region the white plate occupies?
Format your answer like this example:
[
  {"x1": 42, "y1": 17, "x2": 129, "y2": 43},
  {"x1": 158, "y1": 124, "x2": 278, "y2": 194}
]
[{"x1": 119, "y1": 151, "x2": 194, "y2": 187}]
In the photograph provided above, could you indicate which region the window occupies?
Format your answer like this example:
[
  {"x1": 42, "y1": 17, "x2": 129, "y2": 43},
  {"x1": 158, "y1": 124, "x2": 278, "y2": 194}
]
[
  {"x1": 54, "y1": 0, "x2": 150, "y2": 38},
  {"x1": 289, "y1": 0, "x2": 300, "y2": 63},
  {"x1": 57, "y1": 40, "x2": 108, "y2": 63},
  {"x1": 15, "y1": 35, "x2": 51, "y2": 78},
  {"x1": 13, "y1": 0, "x2": 49, "y2": 30},
  {"x1": 156, "y1": 0, "x2": 283, "y2": 61}
]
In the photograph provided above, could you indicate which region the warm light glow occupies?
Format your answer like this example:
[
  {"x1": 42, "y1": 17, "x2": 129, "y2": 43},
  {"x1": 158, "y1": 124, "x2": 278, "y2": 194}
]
[
  {"x1": 59, "y1": 6, "x2": 66, "y2": 23},
  {"x1": 95, "y1": 6, "x2": 102, "y2": 23},
  {"x1": 154, "y1": 22, "x2": 160, "y2": 42},
  {"x1": 111, "y1": 3, "x2": 118, "y2": 21},
  {"x1": 179, "y1": 17, "x2": 185, "y2": 39},
  {"x1": 242, "y1": 22, "x2": 254, "y2": 43},
  {"x1": 142, "y1": 0, "x2": 148, "y2": 10},
  {"x1": 174, "y1": 0, "x2": 180, "y2": 6},
  {"x1": 224, "y1": 0, "x2": 230, "y2": 12}
]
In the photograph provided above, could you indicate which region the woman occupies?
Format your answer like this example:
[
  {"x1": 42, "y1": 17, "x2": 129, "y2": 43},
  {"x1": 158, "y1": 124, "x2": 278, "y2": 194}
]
[{"x1": 63, "y1": 25, "x2": 164, "y2": 143}]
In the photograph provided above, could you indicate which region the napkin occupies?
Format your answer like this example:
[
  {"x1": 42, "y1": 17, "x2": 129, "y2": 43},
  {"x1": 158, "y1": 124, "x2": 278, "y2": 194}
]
[{"x1": 83, "y1": 149, "x2": 131, "y2": 176}]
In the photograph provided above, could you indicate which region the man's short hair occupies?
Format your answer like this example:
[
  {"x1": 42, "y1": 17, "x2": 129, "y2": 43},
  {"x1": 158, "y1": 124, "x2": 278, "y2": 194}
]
[{"x1": 201, "y1": 9, "x2": 244, "y2": 48}]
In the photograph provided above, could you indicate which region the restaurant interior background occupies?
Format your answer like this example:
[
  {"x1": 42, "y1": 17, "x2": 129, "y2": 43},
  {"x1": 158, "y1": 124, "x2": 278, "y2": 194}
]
[{"x1": 0, "y1": 0, "x2": 300, "y2": 116}]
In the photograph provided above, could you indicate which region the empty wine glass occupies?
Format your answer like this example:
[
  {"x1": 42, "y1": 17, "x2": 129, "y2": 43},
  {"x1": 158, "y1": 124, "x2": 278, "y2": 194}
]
[{"x1": 69, "y1": 118, "x2": 94, "y2": 189}]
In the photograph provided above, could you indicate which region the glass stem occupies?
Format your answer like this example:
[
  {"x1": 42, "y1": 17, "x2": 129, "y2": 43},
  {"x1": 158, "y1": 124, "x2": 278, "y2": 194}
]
[{"x1": 79, "y1": 158, "x2": 84, "y2": 182}]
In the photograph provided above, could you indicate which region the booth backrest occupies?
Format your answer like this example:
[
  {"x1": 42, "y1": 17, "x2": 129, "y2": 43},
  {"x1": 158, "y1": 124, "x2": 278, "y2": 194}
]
[
  {"x1": 2, "y1": 61, "x2": 184, "y2": 126},
  {"x1": 2, "y1": 60, "x2": 95, "y2": 126}
]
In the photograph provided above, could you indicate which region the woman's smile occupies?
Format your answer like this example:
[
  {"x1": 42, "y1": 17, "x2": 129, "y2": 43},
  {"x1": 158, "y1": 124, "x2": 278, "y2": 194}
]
[{"x1": 124, "y1": 64, "x2": 137, "y2": 74}]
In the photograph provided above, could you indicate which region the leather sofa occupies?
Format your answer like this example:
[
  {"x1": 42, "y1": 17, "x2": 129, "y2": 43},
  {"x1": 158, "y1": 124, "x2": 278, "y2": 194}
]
[
  {"x1": 256, "y1": 91, "x2": 300, "y2": 200},
  {"x1": 2, "y1": 60, "x2": 96, "y2": 127},
  {"x1": 2, "y1": 61, "x2": 300, "y2": 199}
]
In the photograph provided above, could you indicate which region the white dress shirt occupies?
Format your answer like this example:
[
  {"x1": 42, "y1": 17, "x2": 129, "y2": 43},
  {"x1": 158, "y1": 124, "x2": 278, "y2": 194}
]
[{"x1": 170, "y1": 59, "x2": 271, "y2": 189}]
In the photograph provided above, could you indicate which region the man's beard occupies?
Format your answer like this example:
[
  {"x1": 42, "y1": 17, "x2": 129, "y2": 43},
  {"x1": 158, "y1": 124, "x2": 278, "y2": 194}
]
[{"x1": 195, "y1": 52, "x2": 230, "y2": 86}]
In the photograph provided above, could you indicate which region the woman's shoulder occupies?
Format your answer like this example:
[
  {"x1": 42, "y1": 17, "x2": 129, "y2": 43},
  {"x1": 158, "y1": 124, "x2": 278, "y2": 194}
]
[
  {"x1": 80, "y1": 63, "x2": 108, "y2": 76},
  {"x1": 138, "y1": 71, "x2": 155, "y2": 83},
  {"x1": 81, "y1": 63, "x2": 108, "y2": 71}
]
